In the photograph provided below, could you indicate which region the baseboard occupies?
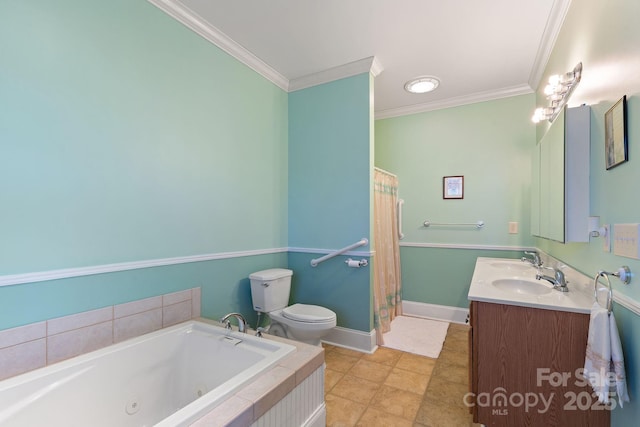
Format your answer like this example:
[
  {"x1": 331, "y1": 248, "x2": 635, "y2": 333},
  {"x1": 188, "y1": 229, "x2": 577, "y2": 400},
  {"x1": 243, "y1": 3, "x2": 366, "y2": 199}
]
[
  {"x1": 402, "y1": 300, "x2": 470, "y2": 325},
  {"x1": 322, "y1": 326, "x2": 376, "y2": 354}
]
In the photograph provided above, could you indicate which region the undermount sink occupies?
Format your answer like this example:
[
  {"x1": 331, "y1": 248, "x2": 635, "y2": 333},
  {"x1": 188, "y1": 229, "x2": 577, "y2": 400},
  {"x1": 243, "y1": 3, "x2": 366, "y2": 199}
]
[
  {"x1": 489, "y1": 262, "x2": 533, "y2": 273},
  {"x1": 491, "y1": 278, "x2": 553, "y2": 296}
]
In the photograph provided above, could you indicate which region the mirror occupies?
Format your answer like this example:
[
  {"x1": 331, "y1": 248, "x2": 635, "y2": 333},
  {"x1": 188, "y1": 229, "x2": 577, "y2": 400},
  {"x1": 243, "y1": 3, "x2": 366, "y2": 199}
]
[{"x1": 530, "y1": 105, "x2": 590, "y2": 243}]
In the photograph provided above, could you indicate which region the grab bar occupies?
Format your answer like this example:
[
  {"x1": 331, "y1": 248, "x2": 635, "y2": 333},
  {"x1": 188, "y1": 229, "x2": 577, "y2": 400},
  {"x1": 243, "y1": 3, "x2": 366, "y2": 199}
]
[
  {"x1": 398, "y1": 199, "x2": 405, "y2": 240},
  {"x1": 310, "y1": 238, "x2": 368, "y2": 267},
  {"x1": 423, "y1": 220, "x2": 485, "y2": 228}
]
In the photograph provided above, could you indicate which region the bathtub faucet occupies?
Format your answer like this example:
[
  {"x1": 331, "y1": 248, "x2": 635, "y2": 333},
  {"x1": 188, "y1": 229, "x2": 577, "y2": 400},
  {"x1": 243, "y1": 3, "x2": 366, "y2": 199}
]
[{"x1": 220, "y1": 312, "x2": 248, "y2": 333}]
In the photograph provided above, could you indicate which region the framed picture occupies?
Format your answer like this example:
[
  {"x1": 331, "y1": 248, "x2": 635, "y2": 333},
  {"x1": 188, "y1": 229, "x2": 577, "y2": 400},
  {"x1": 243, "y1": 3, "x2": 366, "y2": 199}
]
[
  {"x1": 443, "y1": 175, "x2": 464, "y2": 199},
  {"x1": 605, "y1": 95, "x2": 628, "y2": 170}
]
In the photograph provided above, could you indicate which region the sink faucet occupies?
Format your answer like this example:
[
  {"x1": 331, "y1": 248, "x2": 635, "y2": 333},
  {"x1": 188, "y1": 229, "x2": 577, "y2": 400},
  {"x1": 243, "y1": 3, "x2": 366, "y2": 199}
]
[
  {"x1": 522, "y1": 251, "x2": 542, "y2": 267},
  {"x1": 536, "y1": 266, "x2": 568, "y2": 292},
  {"x1": 220, "y1": 312, "x2": 248, "y2": 333}
]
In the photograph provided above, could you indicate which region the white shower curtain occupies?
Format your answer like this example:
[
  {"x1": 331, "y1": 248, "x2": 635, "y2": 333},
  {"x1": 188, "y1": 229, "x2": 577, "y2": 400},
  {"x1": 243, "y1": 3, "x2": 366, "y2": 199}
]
[{"x1": 373, "y1": 168, "x2": 402, "y2": 345}]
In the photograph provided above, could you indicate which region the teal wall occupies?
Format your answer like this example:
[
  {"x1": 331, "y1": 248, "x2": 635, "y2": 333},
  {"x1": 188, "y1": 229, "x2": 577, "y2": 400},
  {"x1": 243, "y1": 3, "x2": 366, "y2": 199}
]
[
  {"x1": 400, "y1": 247, "x2": 525, "y2": 308},
  {"x1": 375, "y1": 95, "x2": 536, "y2": 308},
  {"x1": 288, "y1": 74, "x2": 374, "y2": 332},
  {"x1": 533, "y1": 0, "x2": 640, "y2": 424},
  {"x1": 288, "y1": 74, "x2": 373, "y2": 249},
  {"x1": 0, "y1": 0, "x2": 288, "y2": 329},
  {"x1": 0, "y1": 0, "x2": 288, "y2": 274}
]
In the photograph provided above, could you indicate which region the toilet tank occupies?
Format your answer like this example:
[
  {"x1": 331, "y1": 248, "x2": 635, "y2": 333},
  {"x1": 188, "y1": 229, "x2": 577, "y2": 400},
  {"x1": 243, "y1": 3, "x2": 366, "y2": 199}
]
[{"x1": 249, "y1": 268, "x2": 293, "y2": 313}]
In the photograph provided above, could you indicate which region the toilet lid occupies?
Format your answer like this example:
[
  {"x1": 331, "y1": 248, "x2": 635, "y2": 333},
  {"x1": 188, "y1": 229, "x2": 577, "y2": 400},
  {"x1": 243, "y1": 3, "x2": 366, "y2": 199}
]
[{"x1": 282, "y1": 304, "x2": 336, "y2": 323}]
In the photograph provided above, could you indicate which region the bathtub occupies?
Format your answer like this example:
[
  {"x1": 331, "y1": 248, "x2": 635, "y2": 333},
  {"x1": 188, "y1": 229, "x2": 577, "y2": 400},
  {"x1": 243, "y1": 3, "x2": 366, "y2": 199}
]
[{"x1": 0, "y1": 320, "x2": 296, "y2": 426}]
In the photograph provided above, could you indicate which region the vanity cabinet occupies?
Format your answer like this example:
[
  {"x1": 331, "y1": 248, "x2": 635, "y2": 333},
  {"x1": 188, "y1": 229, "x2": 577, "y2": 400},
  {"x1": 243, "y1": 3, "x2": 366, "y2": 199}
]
[
  {"x1": 531, "y1": 105, "x2": 590, "y2": 243},
  {"x1": 469, "y1": 301, "x2": 610, "y2": 426}
]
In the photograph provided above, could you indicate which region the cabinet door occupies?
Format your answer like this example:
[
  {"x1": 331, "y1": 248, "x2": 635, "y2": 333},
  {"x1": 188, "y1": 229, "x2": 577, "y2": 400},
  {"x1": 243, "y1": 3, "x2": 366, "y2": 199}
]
[
  {"x1": 538, "y1": 110, "x2": 565, "y2": 242},
  {"x1": 530, "y1": 143, "x2": 541, "y2": 236}
]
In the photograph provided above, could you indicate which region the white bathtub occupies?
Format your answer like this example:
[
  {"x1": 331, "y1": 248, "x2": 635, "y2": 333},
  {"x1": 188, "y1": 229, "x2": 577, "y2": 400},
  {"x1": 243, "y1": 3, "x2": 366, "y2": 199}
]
[{"x1": 0, "y1": 320, "x2": 296, "y2": 426}]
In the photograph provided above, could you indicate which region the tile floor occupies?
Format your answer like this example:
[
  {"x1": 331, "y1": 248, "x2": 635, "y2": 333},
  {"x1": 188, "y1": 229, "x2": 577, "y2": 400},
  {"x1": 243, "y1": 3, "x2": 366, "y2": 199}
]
[{"x1": 323, "y1": 322, "x2": 481, "y2": 427}]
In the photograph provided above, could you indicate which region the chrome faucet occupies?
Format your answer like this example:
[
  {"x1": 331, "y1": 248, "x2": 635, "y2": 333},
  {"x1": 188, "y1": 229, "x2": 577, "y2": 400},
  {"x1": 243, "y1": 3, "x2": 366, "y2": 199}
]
[
  {"x1": 220, "y1": 312, "x2": 248, "y2": 333},
  {"x1": 536, "y1": 266, "x2": 568, "y2": 292},
  {"x1": 522, "y1": 251, "x2": 542, "y2": 267}
]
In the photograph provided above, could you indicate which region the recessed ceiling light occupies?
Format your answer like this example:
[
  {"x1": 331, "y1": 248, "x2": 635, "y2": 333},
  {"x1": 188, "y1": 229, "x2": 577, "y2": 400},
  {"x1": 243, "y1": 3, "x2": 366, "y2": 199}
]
[{"x1": 404, "y1": 76, "x2": 440, "y2": 94}]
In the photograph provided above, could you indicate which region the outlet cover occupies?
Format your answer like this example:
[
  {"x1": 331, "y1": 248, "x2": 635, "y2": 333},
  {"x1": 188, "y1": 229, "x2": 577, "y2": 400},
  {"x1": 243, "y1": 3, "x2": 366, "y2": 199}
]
[{"x1": 508, "y1": 222, "x2": 518, "y2": 234}]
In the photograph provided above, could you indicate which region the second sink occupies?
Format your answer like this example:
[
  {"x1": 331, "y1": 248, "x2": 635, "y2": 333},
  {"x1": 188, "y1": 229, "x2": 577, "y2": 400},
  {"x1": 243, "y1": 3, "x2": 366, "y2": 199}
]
[{"x1": 491, "y1": 278, "x2": 553, "y2": 296}]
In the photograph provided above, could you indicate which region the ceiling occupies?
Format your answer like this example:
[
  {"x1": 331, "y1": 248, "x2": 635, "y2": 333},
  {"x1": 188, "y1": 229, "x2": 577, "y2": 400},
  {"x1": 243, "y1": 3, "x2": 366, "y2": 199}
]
[{"x1": 151, "y1": 0, "x2": 570, "y2": 119}]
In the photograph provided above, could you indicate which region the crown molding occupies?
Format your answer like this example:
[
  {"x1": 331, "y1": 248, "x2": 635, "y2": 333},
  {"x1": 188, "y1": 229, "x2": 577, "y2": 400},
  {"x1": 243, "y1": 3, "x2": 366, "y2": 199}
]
[
  {"x1": 288, "y1": 56, "x2": 383, "y2": 92},
  {"x1": 528, "y1": 0, "x2": 573, "y2": 90},
  {"x1": 147, "y1": 0, "x2": 289, "y2": 91},
  {"x1": 375, "y1": 84, "x2": 534, "y2": 120},
  {"x1": 148, "y1": 1, "x2": 382, "y2": 94}
]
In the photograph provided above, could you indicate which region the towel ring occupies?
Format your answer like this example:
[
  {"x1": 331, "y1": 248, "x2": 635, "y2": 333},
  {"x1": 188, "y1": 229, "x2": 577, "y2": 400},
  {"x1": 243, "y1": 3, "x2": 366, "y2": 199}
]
[{"x1": 593, "y1": 271, "x2": 613, "y2": 314}]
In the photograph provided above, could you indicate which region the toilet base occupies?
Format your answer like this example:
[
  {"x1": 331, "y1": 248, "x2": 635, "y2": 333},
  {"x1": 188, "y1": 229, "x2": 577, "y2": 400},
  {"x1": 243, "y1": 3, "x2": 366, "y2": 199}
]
[{"x1": 267, "y1": 320, "x2": 327, "y2": 346}]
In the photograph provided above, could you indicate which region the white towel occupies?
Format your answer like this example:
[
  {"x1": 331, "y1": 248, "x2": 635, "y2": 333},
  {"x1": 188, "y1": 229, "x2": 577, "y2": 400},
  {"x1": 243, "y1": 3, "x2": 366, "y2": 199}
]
[{"x1": 583, "y1": 302, "x2": 630, "y2": 407}]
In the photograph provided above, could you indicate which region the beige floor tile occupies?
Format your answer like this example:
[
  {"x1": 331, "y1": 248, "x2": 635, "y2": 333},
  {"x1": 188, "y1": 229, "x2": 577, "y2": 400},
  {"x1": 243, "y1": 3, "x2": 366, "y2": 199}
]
[
  {"x1": 415, "y1": 395, "x2": 474, "y2": 427},
  {"x1": 362, "y1": 346, "x2": 404, "y2": 366},
  {"x1": 424, "y1": 375, "x2": 470, "y2": 408},
  {"x1": 355, "y1": 406, "x2": 414, "y2": 427},
  {"x1": 395, "y1": 352, "x2": 437, "y2": 375},
  {"x1": 447, "y1": 323, "x2": 470, "y2": 333},
  {"x1": 325, "y1": 351, "x2": 360, "y2": 373},
  {"x1": 384, "y1": 367, "x2": 430, "y2": 395},
  {"x1": 437, "y1": 347, "x2": 468, "y2": 369},
  {"x1": 325, "y1": 368, "x2": 344, "y2": 393},
  {"x1": 349, "y1": 359, "x2": 393, "y2": 383},
  {"x1": 326, "y1": 321, "x2": 474, "y2": 427},
  {"x1": 326, "y1": 393, "x2": 367, "y2": 427},
  {"x1": 369, "y1": 384, "x2": 423, "y2": 420},
  {"x1": 333, "y1": 346, "x2": 366, "y2": 359},
  {"x1": 331, "y1": 374, "x2": 381, "y2": 405},
  {"x1": 323, "y1": 343, "x2": 338, "y2": 354},
  {"x1": 432, "y1": 360, "x2": 468, "y2": 386}
]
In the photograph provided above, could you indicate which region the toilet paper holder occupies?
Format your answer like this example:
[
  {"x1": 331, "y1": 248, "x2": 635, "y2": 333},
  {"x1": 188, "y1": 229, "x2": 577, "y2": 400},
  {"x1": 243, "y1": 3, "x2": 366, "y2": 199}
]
[{"x1": 345, "y1": 258, "x2": 368, "y2": 268}]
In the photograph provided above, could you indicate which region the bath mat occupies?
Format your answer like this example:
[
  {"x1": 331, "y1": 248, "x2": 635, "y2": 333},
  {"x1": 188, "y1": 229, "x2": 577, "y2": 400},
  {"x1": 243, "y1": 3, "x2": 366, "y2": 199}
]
[{"x1": 382, "y1": 315, "x2": 449, "y2": 358}]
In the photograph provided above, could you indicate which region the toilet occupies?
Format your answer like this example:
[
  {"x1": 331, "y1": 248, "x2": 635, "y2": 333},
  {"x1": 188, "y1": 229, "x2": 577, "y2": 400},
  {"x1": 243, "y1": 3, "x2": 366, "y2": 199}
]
[{"x1": 249, "y1": 268, "x2": 337, "y2": 346}]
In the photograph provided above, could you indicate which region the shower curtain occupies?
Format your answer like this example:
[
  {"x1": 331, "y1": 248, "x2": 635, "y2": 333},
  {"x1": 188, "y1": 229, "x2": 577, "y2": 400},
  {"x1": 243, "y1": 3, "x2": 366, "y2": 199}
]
[{"x1": 373, "y1": 168, "x2": 402, "y2": 345}]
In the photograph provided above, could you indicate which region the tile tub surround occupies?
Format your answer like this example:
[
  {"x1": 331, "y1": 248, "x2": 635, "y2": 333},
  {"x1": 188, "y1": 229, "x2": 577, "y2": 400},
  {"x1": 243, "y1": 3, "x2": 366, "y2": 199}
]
[{"x1": 0, "y1": 287, "x2": 201, "y2": 380}]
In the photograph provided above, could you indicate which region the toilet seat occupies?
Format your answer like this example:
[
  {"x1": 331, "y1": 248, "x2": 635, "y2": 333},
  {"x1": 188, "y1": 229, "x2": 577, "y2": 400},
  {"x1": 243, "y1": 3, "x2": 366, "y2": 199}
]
[{"x1": 282, "y1": 303, "x2": 336, "y2": 323}]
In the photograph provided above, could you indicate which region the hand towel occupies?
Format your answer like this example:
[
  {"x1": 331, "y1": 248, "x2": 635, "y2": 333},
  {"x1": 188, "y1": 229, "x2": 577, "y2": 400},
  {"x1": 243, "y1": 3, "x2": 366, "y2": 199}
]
[
  {"x1": 609, "y1": 312, "x2": 630, "y2": 407},
  {"x1": 583, "y1": 302, "x2": 630, "y2": 407}
]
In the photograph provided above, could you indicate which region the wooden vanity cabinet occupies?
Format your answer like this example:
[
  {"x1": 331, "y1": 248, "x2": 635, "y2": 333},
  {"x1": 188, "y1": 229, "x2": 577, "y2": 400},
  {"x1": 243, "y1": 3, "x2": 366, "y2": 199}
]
[{"x1": 469, "y1": 301, "x2": 610, "y2": 426}]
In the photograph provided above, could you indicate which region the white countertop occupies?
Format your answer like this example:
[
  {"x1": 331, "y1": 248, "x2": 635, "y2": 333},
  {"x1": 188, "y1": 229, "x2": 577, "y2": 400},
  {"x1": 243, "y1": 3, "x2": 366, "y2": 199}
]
[{"x1": 468, "y1": 257, "x2": 597, "y2": 314}]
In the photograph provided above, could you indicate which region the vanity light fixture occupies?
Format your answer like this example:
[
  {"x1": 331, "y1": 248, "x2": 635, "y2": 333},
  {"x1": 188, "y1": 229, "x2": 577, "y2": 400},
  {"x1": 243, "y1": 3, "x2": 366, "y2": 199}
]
[
  {"x1": 532, "y1": 62, "x2": 583, "y2": 123},
  {"x1": 404, "y1": 76, "x2": 440, "y2": 94}
]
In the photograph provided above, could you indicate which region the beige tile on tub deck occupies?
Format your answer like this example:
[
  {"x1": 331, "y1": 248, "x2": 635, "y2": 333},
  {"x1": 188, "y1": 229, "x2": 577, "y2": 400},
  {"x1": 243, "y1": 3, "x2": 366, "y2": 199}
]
[
  {"x1": 162, "y1": 300, "x2": 192, "y2": 327},
  {"x1": 46, "y1": 307, "x2": 113, "y2": 336},
  {"x1": 0, "y1": 339, "x2": 46, "y2": 381},
  {"x1": 236, "y1": 366, "x2": 296, "y2": 420},
  {"x1": 0, "y1": 321, "x2": 46, "y2": 349},
  {"x1": 113, "y1": 296, "x2": 162, "y2": 319},
  {"x1": 114, "y1": 308, "x2": 162, "y2": 343},
  {"x1": 190, "y1": 395, "x2": 254, "y2": 427},
  {"x1": 47, "y1": 321, "x2": 113, "y2": 364}
]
